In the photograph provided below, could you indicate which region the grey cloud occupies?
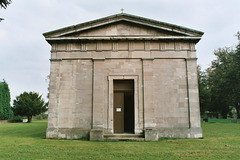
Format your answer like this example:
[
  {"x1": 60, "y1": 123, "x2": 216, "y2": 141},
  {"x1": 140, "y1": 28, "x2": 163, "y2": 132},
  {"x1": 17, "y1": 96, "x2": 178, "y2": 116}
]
[{"x1": 1, "y1": 0, "x2": 240, "y2": 103}]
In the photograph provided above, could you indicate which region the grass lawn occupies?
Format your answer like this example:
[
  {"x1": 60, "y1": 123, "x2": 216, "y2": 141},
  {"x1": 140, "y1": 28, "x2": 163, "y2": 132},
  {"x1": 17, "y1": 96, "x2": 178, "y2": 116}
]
[{"x1": 0, "y1": 119, "x2": 239, "y2": 160}]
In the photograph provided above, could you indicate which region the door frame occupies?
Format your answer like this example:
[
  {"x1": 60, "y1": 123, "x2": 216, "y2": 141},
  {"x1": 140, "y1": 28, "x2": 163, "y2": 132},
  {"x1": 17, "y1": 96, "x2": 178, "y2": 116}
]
[{"x1": 108, "y1": 75, "x2": 141, "y2": 134}]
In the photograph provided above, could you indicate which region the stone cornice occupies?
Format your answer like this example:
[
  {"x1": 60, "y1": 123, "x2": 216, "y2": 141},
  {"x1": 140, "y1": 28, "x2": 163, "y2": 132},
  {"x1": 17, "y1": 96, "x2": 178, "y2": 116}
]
[
  {"x1": 43, "y1": 13, "x2": 204, "y2": 39},
  {"x1": 50, "y1": 57, "x2": 197, "y2": 61},
  {"x1": 46, "y1": 36, "x2": 202, "y2": 42}
]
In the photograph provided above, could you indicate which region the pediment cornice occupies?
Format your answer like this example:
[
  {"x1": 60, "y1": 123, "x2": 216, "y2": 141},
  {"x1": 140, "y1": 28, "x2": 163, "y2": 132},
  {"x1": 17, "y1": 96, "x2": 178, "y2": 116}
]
[{"x1": 43, "y1": 13, "x2": 203, "y2": 43}]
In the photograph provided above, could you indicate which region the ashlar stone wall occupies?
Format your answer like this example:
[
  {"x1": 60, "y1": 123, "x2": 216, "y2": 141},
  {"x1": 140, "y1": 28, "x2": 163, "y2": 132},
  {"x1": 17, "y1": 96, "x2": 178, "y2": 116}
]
[
  {"x1": 44, "y1": 14, "x2": 203, "y2": 140},
  {"x1": 46, "y1": 39, "x2": 202, "y2": 139}
]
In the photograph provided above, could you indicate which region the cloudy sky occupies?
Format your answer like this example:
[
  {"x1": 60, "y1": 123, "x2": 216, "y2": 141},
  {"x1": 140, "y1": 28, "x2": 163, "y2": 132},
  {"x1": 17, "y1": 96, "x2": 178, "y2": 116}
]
[{"x1": 1, "y1": 0, "x2": 240, "y2": 103}]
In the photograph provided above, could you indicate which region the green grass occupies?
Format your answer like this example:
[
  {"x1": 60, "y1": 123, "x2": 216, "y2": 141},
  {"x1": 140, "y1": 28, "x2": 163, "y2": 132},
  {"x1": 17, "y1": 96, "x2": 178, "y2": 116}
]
[{"x1": 0, "y1": 119, "x2": 240, "y2": 160}]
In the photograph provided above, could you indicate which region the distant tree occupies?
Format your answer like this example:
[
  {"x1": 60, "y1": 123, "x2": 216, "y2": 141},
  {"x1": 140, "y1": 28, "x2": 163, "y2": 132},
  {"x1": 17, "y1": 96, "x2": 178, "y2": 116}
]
[
  {"x1": 0, "y1": 0, "x2": 11, "y2": 9},
  {"x1": 207, "y1": 47, "x2": 234, "y2": 118},
  {"x1": 46, "y1": 75, "x2": 50, "y2": 107},
  {"x1": 226, "y1": 32, "x2": 240, "y2": 118},
  {"x1": 198, "y1": 32, "x2": 240, "y2": 119},
  {"x1": 12, "y1": 92, "x2": 47, "y2": 123},
  {"x1": 0, "y1": 80, "x2": 12, "y2": 120},
  {"x1": 198, "y1": 66, "x2": 210, "y2": 117}
]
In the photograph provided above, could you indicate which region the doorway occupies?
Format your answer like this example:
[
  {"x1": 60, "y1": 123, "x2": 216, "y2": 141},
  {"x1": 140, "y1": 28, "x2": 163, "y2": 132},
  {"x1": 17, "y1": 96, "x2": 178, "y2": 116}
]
[{"x1": 113, "y1": 80, "x2": 134, "y2": 133}]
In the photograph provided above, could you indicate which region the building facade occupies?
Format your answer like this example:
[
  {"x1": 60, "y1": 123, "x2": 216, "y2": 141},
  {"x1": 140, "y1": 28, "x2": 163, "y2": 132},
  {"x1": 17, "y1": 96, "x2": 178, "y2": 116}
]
[{"x1": 43, "y1": 13, "x2": 203, "y2": 141}]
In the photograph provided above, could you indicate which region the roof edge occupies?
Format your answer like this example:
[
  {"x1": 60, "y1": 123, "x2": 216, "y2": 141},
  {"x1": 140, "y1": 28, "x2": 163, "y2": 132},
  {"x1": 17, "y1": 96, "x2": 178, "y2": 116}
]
[{"x1": 43, "y1": 13, "x2": 204, "y2": 38}]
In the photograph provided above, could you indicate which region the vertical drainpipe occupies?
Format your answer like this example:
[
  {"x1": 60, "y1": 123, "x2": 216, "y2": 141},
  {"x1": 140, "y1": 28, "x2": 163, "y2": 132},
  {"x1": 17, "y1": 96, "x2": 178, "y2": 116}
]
[{"x1": 185, "y1": 58, "x2": 191, "y2": 129}]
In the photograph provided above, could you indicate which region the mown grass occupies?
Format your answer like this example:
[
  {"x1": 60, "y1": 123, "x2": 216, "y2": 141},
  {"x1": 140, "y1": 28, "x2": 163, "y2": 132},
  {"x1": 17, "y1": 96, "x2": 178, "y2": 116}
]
[{"x1": 0, "y1": 119, "x2": 239, "y2": 160}]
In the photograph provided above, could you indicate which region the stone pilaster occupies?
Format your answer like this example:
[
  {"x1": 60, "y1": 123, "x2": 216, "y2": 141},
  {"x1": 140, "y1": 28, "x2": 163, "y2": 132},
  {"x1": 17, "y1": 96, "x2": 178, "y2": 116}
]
[
  {"x1": 92, "y1": 58, "x2": 105, "y2": 129},
  {"x1": 46, "y1": 60, "x2": 61, "y2": 138},
  {"x1": 186, "y1": 58, "x2": 202, "y2": 138},
  {"x1": 142, "y1": 58, "x2": 156, "y2": 129}
]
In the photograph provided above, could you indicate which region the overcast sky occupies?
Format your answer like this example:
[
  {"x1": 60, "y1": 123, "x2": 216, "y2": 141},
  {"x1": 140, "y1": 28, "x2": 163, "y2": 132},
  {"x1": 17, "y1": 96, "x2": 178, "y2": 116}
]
[{"x1": 1, "y1": 0, "x2": 240, "y2": 103}]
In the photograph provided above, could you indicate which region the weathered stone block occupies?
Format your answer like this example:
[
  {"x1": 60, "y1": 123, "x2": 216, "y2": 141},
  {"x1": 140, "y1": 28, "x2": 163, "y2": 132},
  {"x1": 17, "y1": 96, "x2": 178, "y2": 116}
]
[
  {"x1": 90, "y1": 129, "x2": 104, "y2": 141},
  {"x1": 145, "y1": 129, "x2": 158, "y2": 141},
  {"x1": 189, "y1": 127, "x2": 202, "y2": 138},
  {"x1": 46, "y1": 128, "x2": 58, "y2": 138}
]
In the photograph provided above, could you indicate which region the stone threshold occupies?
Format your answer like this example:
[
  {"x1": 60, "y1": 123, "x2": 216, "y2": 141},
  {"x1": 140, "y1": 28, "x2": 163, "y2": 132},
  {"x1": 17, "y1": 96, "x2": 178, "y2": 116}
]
[{"x1": 104, "y1": 133, "x2": 144, "y2": 141}]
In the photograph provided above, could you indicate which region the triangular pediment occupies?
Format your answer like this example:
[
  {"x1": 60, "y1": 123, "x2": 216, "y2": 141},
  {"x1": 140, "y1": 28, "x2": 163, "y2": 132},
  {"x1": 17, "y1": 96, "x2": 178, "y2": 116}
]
[
  {"x1": 64, "y1": 21, "x2": 186, "y2": 37},
  {"x1": 44, "y1": 13, "x2": 203, "y2": 42}
]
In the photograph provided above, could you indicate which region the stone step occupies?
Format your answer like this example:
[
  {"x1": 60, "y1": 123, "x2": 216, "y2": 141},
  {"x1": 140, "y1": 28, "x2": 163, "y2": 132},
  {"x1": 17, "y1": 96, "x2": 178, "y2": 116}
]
[{"x1": 104, "y1": 134, "x2": 145, "y2": 141}]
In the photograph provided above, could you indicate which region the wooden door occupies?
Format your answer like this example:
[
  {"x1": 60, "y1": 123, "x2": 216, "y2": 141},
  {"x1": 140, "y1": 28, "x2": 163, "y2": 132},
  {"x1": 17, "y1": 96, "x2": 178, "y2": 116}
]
[{"x1": 114, "y1": 92, "x2": 124, "y2": 133}]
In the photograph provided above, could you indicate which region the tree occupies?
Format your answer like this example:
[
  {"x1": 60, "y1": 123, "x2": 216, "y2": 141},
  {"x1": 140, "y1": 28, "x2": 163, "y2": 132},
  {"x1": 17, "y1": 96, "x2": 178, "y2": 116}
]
[
  {"x1": 0, "y1": 0, "x2": 11, "y2": 9},
  {"x1": 0, "y1": 80, "x2": 12, "y2": 120},
  {"x1": 207, "y1": 47, "x2": 234, "y2": 118},
  {"x1": 198, "y1": 66, "x2": 210, "y2": 117},
  {"x1": 12, "y1": 92, "x2": 47, "y2": 123},
  {"x1": 199, "y1": 32, "x2": 240, "y2": 119},
  {"x1": 0, "y1": 0, "x2": 12, "y2": 21},
  {"x1": 226, "y1": 32, "x2": 240, "y2": 118}
]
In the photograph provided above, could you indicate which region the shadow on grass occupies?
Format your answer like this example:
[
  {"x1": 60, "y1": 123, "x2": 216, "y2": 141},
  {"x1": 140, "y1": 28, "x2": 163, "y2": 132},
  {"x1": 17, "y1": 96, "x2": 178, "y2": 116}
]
[
  {"x1": 46, "y1": 137, "x2": 89, "y2": 141},
  {"x1": 158, "y1": 137, "x2": 205, "y2": 142},
  {"x1": 159, "y1": 137, "x2": 180, "y2": 141}
]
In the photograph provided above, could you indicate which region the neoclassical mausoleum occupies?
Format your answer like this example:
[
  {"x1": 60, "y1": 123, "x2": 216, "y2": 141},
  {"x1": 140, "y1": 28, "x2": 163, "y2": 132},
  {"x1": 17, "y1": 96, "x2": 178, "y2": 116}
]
[{"x1": 43, "y1": 13, "x2": 203, "y2": 141}]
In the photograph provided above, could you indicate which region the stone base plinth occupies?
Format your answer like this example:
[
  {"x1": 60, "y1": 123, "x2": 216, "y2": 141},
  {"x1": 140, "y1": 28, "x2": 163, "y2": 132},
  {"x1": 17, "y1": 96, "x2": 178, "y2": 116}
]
[
  {"x1": 157, "y1": 127, "x2": 202, "y2": 139},
  {"x1": 90, "y1": 129, "x2": 104, "y2": 141},
  {"x1": 144, "y1": 129, "x2": 158, "y2": 141},
  {"x1": 46, "y1": 128, "x2": 89, "y2": 139}
]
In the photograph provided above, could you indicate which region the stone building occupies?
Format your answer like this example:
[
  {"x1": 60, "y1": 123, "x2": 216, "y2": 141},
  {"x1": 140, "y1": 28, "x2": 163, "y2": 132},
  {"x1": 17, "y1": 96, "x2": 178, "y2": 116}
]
[{"x1": 43, "y1": 13, "x2": 203, "y2": 141}]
